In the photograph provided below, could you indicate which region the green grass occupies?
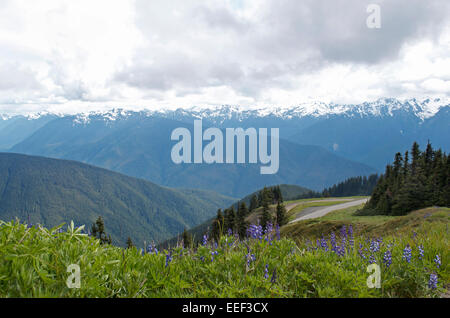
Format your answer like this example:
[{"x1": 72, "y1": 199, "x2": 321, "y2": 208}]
[{"x1": 0, "y1": 208, "x2": 448, "y2": 298}]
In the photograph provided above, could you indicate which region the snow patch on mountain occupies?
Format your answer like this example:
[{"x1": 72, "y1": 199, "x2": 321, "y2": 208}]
[{"x1": 2, "y1": 97, "x2": 449, "y2": 123}]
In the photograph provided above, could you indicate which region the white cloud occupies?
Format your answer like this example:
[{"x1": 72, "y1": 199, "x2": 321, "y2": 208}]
[{"x1": 0, "y1": 0, "x2": 449, "y2": 114}]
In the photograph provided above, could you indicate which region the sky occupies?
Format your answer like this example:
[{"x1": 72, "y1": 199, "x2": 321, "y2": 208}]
[{"x1": 0, "y1": 0, "x2": 449, "y2": 114}]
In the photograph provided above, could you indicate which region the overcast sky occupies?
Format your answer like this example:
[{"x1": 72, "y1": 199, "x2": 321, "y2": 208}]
[{"x1": 0, "y1": 0, "x2": 449, "y2": 114}]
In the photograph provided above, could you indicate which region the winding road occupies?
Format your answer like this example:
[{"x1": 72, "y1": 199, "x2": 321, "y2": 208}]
[{"x1": 288, "y1": 198, "x2": 369, "y2": 224}]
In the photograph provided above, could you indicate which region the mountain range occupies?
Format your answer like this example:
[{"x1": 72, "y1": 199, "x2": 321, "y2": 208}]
[{"x1": 1, "y1": 97, "x2": 448, "y2": 196}]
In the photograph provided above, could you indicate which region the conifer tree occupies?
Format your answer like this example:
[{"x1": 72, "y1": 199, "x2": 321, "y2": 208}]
[
  {"x1": 276, "y1": 201, "x2": 287, "y2": 226},
  {"x1": 236, "y1": 202, "x2": 248, "y2": 239},
  {"x1": 211, "y1": 209, "x2": 224, "y2": 242},
  {"x1": 261, "y1": 198, "x2": 272, "y2": 231},
  {"x1": 249, "y1": 194, "x2": 258, "y2": 211},
  {"x1": 182, "y1": 228, "x2": 192, "y2": 248},
  {"x1": 126, "y1": 237, "x2": 134, "y2": 249},
  {"x1": 91, "y1": 216, "x2": 112, "y2": 245}
]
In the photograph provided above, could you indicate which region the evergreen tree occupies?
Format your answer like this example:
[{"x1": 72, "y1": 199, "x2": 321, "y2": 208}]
[
  {"x1": 91, "y1": 216, "x2": 112, "y2": 245},
  {"x1": 276, "y1": 201, "x2": 287, "y2": 226},
  {"x1": 224, "y1": 207, "x2": 236, "y2": 234},
  {"x1": 182, "y1": 228, "x2": 192, "y2": 248},
  {"x1": 126, "y1": 237, "x2": 134, "y2": 249},
  {"x1": 261, "y1": 199, "x2": 272, "y2": 231},
  {"x1": 249, "y1": 194, "x2": 258, "y2": 211},
  {"x1": 236, "y1": 202, "x2": 248, "y2": 239},
  {"x1": 211, "y1": 209, "x2": 224, "y2": 242}
]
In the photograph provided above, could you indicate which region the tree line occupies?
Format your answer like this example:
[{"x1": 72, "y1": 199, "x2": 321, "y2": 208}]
[
  {"x1": 322, "y1": 174, "x2": 379, "y2": 197},
  {"x1": 363, "y1": 141, "x2": 449, "y2": 215}
]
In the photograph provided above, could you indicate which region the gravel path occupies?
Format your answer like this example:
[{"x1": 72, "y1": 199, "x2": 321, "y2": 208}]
[{"x1": 289, "y1": 198, "x2": 369, "y2": 223}]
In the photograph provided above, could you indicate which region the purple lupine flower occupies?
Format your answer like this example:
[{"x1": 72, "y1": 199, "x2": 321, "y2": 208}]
[
  {"x1": 358, "y1": 247, "x2": 366, "y2": 260},
  {"x1": 320, "y1": 236, "x2": 328, "y2": 251},
  {"x1": 202, "y1": 234, "x2": 208, "y2": 246},
  {"x1": 341, "y1": 236, "x2": 346, "y2": 251},
  {"x1": 264, "y1": 264, "x2": 269, "y2": 279},
  {"x1": 348, "y1": 225, "x2": 354, "y2": 248},
  {"x1": 369, "y1": 254, "x2": 376, "y2": 264},
  {"x1": 383, "y1": 250, "x2": 392, "y2": 268},
  {"x1": 147, "y1": 242, "x2": 158, "y2": 254},
  {"x1": 265, "y1": 222, "x2": 273, "y2": 235},
  {"x1": 340, "y1": 225, "x2": 347, "y2": 239},
  {"x1": 211, "y1": 250, "x2": 218, "y2": 262},
  {"x1": 247, "y1": 224, "x2": 264, "y2": 240},
  {"x1": 434, "y1": 255, "x2": 441, "y2": 268},
  {"x1": 330, "y1": 232, "x2": 336, "y2": 248},
  {"x1": 165, "y1": 251, "x2": 172, "y2": 267},
  {"x1": 337, "y1": 245, "x2": 345, "y2": 257},
  {"x1": 200, "y1": 256, "x2": 205, "y2": 262},
  {"x1": 227, "y1": 228, "x2": 233, "y2": 236},
  {"x1": 418, "y1": 245, "x2": 424, "y2": 260},
  {"x1": 428, "y1": 273, "x2": 438, "y2": 290},
  {"x1": 370, "y1": 239, "x2": 380, "y2": 253},
  {"x1": 275, "y1": 224, "x2": 281, "y2": 241},
  {"x1": 270, "y1": 268, "x2": 277, "y2": 284},
  {"x1": 402, "y1": 245, "x2": 412, "y2": 263}
]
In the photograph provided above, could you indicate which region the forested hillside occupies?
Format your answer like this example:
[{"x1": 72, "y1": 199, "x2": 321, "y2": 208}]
[
  {"x1": 362, "y1": 142, "x2": 449, "y2": 215},
  {"x1": 322, "y1": 174, "x2": 379, "y2": 197},
  {"x1": 0, "y1": 153, "x2": 235, "y2": 246}
]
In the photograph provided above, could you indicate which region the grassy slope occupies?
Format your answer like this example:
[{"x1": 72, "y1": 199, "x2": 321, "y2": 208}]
[{"x1": 282, "y1": 201, "x2": 449, "y2": 244}]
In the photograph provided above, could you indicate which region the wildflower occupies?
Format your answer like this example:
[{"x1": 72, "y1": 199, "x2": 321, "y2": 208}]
[
  {"x1": 369, "y1": 254, "x2": 376, "y2": 264},
  {"x1": 202, "y1": 234, "x2": 208, "y2": 246},
  {"x1": 227, "y1": 228, "x2": 233, "y2": 236},
  {"x1": 418, "y1": 245, "x2": 424, "y2": 260},
  {"x1": 358, "y1": 248, "x2": 366, "y2": 260},
  {"x1": 264, "y1": 264, "x2": 269, "y2": 279},
  {"x1": 402, "y1": 245, "x2": 412, "y2": 263},
  {"x1": 383, "y1": 250, "x2": 392, "y2": 268},
  {"x1": 348, "y1": 225, "x2": 354, "y2": 248},
  {"x1": 276, "y1": 224, "x2": 281, "y2": 241},
  {"x1": 434, "y1": 255, "x2": 441, "y2": 268},
  {"x1": 340, "y1": 225, "x2": 347, "y2": 239},
  {"x1": 211, "y1": 250, "x2": 218, "y2": 262},
  {"x1": 428, "y1": 273, "x2": 438, "y2": 290},
  {"x1": 165, "y1": 251, "x2": 173, "y2": 267},
  {"x1": 337, "y1": 245, "x2": 345, "y2": 257},
  {"x1": 370, "y1": 239, "x2": 380, "y2": 253},
  {"x1": 147, "y1": 242, "x2": 158, "y2": 255},
  {"x1": 330, "y1": 232, "x2": 336, "y2": 249},
  {"x1": 320, "y1": 236, "x2": 328, "y2": 251},
  {"x1": 270, "y1": 268, "x2": 277, "y2": 284}
]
